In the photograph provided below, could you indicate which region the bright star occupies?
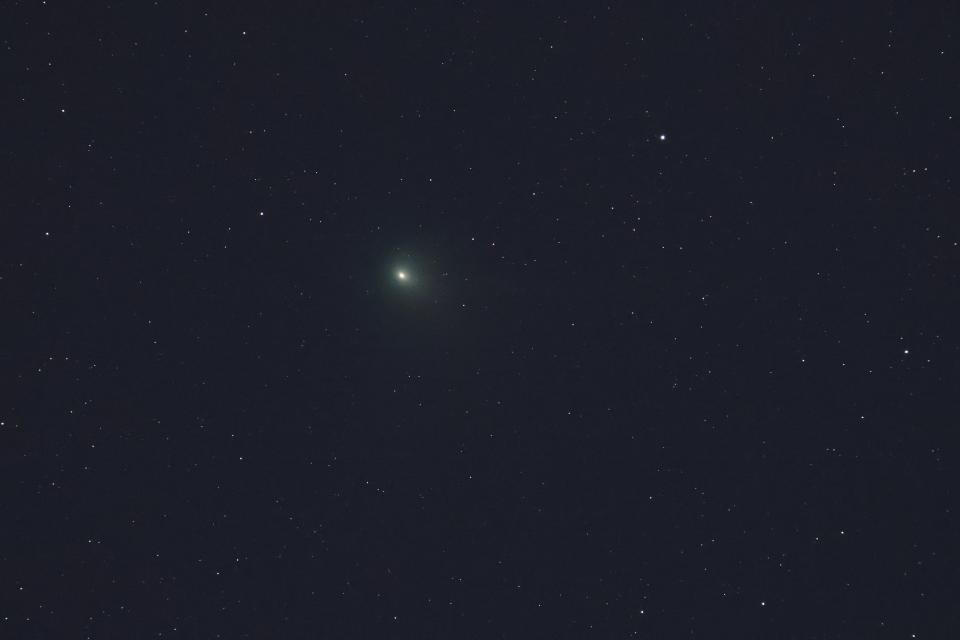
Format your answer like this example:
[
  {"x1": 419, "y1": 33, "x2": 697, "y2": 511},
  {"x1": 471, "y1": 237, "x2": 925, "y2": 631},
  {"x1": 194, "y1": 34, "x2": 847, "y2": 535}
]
[{"x1": 397, "y1": 271, "x2": 408, "y2": 281}]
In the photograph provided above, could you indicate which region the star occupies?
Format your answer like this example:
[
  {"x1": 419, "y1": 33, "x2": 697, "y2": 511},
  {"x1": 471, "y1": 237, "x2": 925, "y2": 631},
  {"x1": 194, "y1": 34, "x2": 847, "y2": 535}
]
[{"x1": 397, "y1": 270, "x2": 408, "y2": 282}]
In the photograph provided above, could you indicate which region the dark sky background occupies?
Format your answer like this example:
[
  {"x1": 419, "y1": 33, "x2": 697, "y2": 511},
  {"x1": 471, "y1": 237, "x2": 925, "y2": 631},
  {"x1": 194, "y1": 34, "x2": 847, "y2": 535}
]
[{"x1": 2, "y1": 2, "x2": 958, "y2": 638}]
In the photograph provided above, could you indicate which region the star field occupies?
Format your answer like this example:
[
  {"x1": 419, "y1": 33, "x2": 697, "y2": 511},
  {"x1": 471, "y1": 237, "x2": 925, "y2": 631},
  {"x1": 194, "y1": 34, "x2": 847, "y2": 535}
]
[{"x1": 1, "y1": 2, "x2": 958, "y2": 638}]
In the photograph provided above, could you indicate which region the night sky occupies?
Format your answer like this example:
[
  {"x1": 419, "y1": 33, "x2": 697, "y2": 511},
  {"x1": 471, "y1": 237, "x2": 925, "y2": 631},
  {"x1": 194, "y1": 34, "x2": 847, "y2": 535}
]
[{"x1": 3, "y1": 2, "x2": 959, "y2": 638}]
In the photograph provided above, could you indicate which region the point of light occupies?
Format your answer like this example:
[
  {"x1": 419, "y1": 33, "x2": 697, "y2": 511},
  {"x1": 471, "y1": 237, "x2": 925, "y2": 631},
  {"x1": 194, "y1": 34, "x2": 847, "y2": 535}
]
[
  {"x1": 659, "y1": 133, "x2": 667, "y2": 141},
  {"x1": 397, "y1": 271, "x2": 407, "y2": 281}
]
